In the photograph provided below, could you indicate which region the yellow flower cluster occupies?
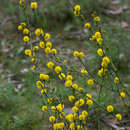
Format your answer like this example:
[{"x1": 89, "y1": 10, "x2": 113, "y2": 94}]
[{"x1": 18, "y1": 2, "x2": 130, "y2": 129}]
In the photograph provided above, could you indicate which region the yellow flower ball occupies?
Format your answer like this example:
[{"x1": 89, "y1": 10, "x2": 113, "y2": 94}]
[
  {"x1": 51, "y1": 48, "x2": 57, "y2": 55},
  {"x1": 74, "y1": 5, "x2": 80, "y2": 11},
  {"x1": 82, "y1": 110, "x2": 88, "y2": 117},
  {"x1": 51, "y1": 106, "x2": 56, "y2": 113},
  {"x1": 55, "y1": 66, "x2": 62, "y2": 74},
  {"x1": 107, "y1": 105, "x2": 114, "y2": 113},
  {"x1": 44, "y1": 33, "x2": 51, "y2": 41},
  {"x1": 96, "y1": 37, "x2": 103, "y2": 45},
  {"x1": 42, "y1": 105, "x2": 47, "y2": 112},
  {"x1": 116, "y1": 113, "x2": 122, "y2": 120},
  {"x1": 18, "y1": 25, "x2": 23, "y2": 31},
  {"x1": 66, "y1": 75, "x2": 73, "y2": 80},
  {"x1": 72, "y1": 106, "x2": 79, "y2": 112},
  {"x1": 114, "y1": 77, "x2": 119, "y2": 84},
  {"x1": 87, "y1": 79, "x2": 94, "y2": 85},
  {"x1": 102, "y1": 56, "x2": 110, "y2": 64},
  {"x1": 46, "y1": 41, "x2": 52, "y2": 48},
  {"x1": 84, "y1": 22, "x2": 91, "y2": 29},
  {"x1": 23, "y1": 36, "x2": 30, "y2": 43},
  {"x1": 97, "y1": 48, "x2": 103, "y2": 56},
  {"x1": 72, "y1": 83, "x2": 78, "y2": 89},
  {"x1": 24, "y1": 49, "x2": 32, "y2": 57},
  {"x1": 36, "y1": 81, "x2": 44, "y2": 89},
  {"x1": 68, "y1": 95, "x2": 75, "y2": 102},
  {"x1": 86, "y1": 99, "x2": 93, "y2": 106},
  {"x1": 33, "y1": 46, "x2": 39, "y2": 51},
  {"x1": 39, "y1": 41, "x2": 45, "y2": 48},
  {"x1": 30, "y1": 2, "x2": 38, "y2": 9},
  {"x1": 94, "y1": 16, "x2": 101, "y2": 22},
  {"x1": 47, "y1": 61, "x2": 55, "y2": 69},
  {"x1": 79, "y1": 52, "x2": 84, "y2": 58},
  {"x1": 73, "y1": 51, "x2": 79, "y2": 57},
  {"x1": 65, "y1": 80, "x2": 72, "y2": 87},
  {"x1": 23, "y1": 28, "x2": 29, "y2": 35},
  {"x1": 74, "y1": 10, "x2": 80, "y2": 16},
  {"x1": 45, "y1": 47, "x2": 51, "y2": 54},
  {"x1": 19, "y1": 0, "x2": 25, "y2": 6},
  {"x1": 35, "y1": 28, "x2": 44, "y2": 37},
  {"x1": 31, "y1": 58, "x2": 35, "y2": 63},
  {"x1": 95, "y1": 32, "x2": 101, "y2": 38},
  {"x1": 49, "y1": 116, "x2": 56, "y2": 123},
  {"x1": 120, "y1": 92, "x2": 126, "y2": 98}
]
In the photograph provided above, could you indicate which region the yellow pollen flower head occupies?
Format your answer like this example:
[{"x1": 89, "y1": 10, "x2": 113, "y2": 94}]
[
  {"x1": 73, "y1": 51, "x2": 79, "y2": 57},
  {"x1": 33, "y1": 46, "x2": 39, "y2": 51},
  {"x1": 107, "y1": 105, "x2": 114, "y2": 113},
  {"x1": 120, "y1": 92, "x2": 126, "y2": 98},
  {"x1": 42, "y1": 105, "x2": 47, "y2": 112},
  {"x1": 74, "y1": 10, "x2": 80, "y2": 16},
  {"x1": 51, "y1": 48, "x2": 57, "y2": 55},
  {"x1": 94, "y1": 16, "x2": 101, "y2": 22},
  {"x1": 23, "y1": 36, "x2": 30, "y2": 43},
  {"x1": 87, "y1": 79, "x2": 94, "y2": 85},
  {"x1": 74, "y1": 5, "x2": 80, "y2": 11},
  {"x1": 44, "y1": 33, "x2": 51, "y2": 41},
  {"x1": 35, "y1": 28, "x2": 44, "y2": 37},
  {"x1": 72, "y1": 83, "x2": 78, "y2": 89},
  {"x1": 66, "y1": 75, "x2": 73, "y2": 80},
  {"x1": 114, "y1": 77, "x2": 119, "y2": 84},
  {"x1": 72, "y1": 106, "x2": 79, "y2": 112},
  {"x1": 39, "y1": 41, "x2": 45, "y2": 48},
  {"x1": 95, "y1": 32, "x2": 101, "y2": 38},
  {"x1": 46, "y1": 41, "x2": 52, "y2": 48},
  {"x1": 49, "y1": 116, "x2": 56, "y2": 123},
  {"x1": 84, "y1": 22, "x2": 91, "y2": 29},
  {"x1": 97, "y1": 37, "x2": 103, "y2": 45},
  {"x1": 51, "y1": 106, "x2": 56, "y2": 113},
  {"x1": 68, "y1": 95, "x2": 75, "y2": 102},
  {"x1": 23, "y1": 28, "x2": 29, "y2": 35},
  {"x1": 97, "y1": 48, "x2": 103, "y2": 56},
  {"x1": 116, "y1": 113, "x2": 122, "y2": 120},
  {"x1": 25, "y1": 49, "x2": 32, "y2": 57},
  {"x1": 36, "y1": 81, "x2": 44, "y2": 89},
  {"x1": 45, "y1": 47, "x2": 51, "y2": 54},
  {"x1": 79, "y1": 52, "x2": 84, "y2": 58},
  {"x1": 30, "y1": 2, "x2": 38, "y2": 9},
  {"x1": 47, "y1": 61, "x2": 55, "y2": 69},
  {"x1": 55, "y1": 66, "x2": 62, "y2": 73},
  {"x1": 65, "y1": 80, "x2": 72, "y2": 87},
  {"x1": 82, "y1": 110, "x2": 88, "y2": 117},
  {"x1": 86, "y1": 99, "x2": 93, "y2": 106},
  {"x1": 18, "y1": 25, "x2": 23, "y2": 31}
]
